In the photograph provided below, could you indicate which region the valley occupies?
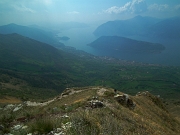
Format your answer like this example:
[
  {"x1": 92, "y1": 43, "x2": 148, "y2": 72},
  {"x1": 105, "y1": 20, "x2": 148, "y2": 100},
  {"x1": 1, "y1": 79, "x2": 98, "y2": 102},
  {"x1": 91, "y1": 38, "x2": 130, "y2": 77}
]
[
  {"x1": 0, "y1": 15, "x2": 180, "y2": 135},
  {"x1": 0, "y1": 34, "x2": 180, "y2": 102},
  {"x1": 0, "y1": 32, "x2": 179, "y2": 135},
  {"x1": 1, "y1": 1, "x2": 180, "y2": 134}
]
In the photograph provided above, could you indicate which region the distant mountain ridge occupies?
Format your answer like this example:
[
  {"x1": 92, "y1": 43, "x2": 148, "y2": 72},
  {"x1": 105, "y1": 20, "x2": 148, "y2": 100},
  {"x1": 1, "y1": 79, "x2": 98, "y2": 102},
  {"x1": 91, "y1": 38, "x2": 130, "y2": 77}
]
[
  {"x1": 93, "y1": 15, "x2": 161, "y2": 37},
  {"x1": 93, "y1": 15, "x2": 180, "y2": 39},
  {"x1": 148, "y1": 16, "x2": 180, "y2": 39},
  {"x1": 0, "y1": 23, "x2": 64, "y2": 47},
  {"x1": 88, "y1": 36, "x2": 165, "y2": 53}
]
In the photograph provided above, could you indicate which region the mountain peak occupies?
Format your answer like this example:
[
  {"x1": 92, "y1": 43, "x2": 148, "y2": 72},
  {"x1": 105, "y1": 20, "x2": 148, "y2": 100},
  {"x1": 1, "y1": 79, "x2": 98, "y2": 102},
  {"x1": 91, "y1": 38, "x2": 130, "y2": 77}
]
[
  {"x1": 4, "y1": 23, "x2": 24, "y2": 27},
  {"x1": 6, "y1": 23, "x2": 18, "y2": 26},
  {"x1": 93, "y1": 15, "x2": 161, "y2": 37}
]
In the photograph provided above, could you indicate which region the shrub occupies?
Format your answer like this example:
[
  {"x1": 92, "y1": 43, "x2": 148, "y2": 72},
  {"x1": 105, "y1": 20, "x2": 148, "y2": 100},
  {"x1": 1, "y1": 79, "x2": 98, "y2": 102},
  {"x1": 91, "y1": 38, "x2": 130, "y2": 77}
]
[
  {"x1": 104, "y1": 90, "x2": 115, "y2": 97},
  {"x1": 0, "y1": 113, "x2": 15, "y2": 134},
  {"x1": 29, "y1": 117, "x2": 54, "y2": 134}
]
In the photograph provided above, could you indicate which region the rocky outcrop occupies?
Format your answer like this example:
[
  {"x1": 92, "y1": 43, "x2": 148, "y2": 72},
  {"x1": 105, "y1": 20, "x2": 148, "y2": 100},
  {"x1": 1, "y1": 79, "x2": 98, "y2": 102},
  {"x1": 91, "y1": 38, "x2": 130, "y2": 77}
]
[
  {"x1": 114, "y1": 94, "x2": 136, "y2": 109},
  {"x1": 88, "y1": 96, "x2": 104, "y2": 108}
]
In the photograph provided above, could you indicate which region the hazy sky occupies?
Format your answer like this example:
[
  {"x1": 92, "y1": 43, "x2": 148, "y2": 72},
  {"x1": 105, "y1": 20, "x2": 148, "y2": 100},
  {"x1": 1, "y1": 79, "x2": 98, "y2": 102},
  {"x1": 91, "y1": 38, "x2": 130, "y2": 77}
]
[{"x1": 0, "y1": 0, "x2": 180, "y2": 25}]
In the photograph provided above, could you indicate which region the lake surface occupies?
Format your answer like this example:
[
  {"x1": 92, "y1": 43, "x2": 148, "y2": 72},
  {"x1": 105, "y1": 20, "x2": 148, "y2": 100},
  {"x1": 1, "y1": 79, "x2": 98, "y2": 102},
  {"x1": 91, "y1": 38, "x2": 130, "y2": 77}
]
[
  {"x1": 59, "y1": 27, "x2": 180, "y2": 66},
  {"x1": 58, "y1": 26, "x2": 97, "y2": 53}
]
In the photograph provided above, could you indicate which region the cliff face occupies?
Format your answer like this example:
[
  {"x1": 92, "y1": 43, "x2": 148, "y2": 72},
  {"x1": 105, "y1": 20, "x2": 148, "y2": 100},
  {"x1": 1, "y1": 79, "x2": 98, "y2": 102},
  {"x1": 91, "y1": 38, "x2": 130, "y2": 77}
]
[{"x1": 0, "y1": 86, "x2": 180, "y2": 135}]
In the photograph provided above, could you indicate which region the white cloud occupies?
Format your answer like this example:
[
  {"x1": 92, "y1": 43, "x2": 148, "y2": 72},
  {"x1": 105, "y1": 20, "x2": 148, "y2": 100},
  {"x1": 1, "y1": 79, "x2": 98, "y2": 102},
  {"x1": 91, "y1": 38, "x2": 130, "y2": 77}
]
[
  {"x1": 104, "y1": 0, "x2": 147, "y2": 14},
  {"x1": 67, "y1": 11, "x2": 80, "y2": 14},
  {"x1": 130, "y1": 0, "x2": 147, "y2": 14},
  {"x1": 13, "y1": 4, "x2": 36, "y2": 13},
  {"x1": 104, "y1": 2, "x2": 131, "y2": 14},
  {"x1": 148, "y1": 4, "x2": 169, "y2": 11}
]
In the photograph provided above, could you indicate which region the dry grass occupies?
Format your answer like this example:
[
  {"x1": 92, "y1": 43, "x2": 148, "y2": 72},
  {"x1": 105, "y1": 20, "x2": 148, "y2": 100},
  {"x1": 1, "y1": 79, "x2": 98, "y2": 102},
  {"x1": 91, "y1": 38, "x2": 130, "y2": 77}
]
[
  {"x1": 0, "y1": 96, "x2": 21, "y2": 104},
  {"x1": 0, "y1": 86, "x2": 180, "y2": 135}
]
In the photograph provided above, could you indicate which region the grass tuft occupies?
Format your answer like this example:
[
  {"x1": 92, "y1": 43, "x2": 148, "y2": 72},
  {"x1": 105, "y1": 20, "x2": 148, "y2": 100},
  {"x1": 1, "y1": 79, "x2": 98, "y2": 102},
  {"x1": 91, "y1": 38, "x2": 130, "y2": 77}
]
[{"x1": 29, "y1": 117, "x2": 54, "y2": 134}]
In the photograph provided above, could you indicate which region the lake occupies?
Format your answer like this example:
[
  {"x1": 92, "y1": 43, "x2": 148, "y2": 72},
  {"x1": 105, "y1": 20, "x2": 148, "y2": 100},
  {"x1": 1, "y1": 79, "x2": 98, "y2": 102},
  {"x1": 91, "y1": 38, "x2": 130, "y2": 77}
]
[{"x1": 59, "y1": 27, "x2": 180, "y2": 66}]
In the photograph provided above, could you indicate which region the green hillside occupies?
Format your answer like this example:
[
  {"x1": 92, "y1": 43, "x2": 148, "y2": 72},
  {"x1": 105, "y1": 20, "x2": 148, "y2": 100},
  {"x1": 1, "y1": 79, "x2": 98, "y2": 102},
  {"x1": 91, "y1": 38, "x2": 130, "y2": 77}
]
[
  {"x1": 0, "y1": 33, "x2": 110, "y2": 100},
  {"x1": 0, "y1": 33, "x2": 63, "y2": 70},
  {"x1": 0, "y1": 33, "x2": 180, "y2": 104}
]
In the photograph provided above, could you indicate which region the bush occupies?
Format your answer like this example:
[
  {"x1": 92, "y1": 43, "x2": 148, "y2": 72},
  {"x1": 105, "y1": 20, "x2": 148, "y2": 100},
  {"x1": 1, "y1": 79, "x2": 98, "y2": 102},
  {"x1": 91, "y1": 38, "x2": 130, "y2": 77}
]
[
  {"x1": 104, "y1": 90, "x2": 115, "y2": 97},
  {"x1": 0, "y1": 113, "x2": 15, "y2": 134},
  {"x1": 29, "y1": 117, "x2": 54, "y2": 134}
]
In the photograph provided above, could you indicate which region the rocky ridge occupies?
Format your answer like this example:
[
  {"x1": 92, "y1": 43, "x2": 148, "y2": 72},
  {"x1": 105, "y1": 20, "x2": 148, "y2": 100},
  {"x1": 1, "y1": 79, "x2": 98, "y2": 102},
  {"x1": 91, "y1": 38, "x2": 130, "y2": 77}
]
[{"x1": 0, "y1": 86, "x2": 180, "y2": 135}]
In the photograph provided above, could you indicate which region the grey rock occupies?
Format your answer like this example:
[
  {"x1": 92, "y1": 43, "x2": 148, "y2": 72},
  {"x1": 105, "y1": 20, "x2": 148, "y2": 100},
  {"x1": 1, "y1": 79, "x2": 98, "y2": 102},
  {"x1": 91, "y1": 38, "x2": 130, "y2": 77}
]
[
  {"x1": 13, "y1": 106, "x2": 22, "y2": 112},
  {"x1": 114, "y1": 94, "x2": 136, "y2": 109},
  {"x1": 4, "y1": 104, "x2": 14, "y2": 110},
  {"x1": 89, "y1": 100, "x2": 104, "y2": 108},
  {"x1": 12, "y1": 124, "x2": 22, "y2": 130},
  {"x1": 0, "y1": 125, "x2": 4, "y2": 130}
]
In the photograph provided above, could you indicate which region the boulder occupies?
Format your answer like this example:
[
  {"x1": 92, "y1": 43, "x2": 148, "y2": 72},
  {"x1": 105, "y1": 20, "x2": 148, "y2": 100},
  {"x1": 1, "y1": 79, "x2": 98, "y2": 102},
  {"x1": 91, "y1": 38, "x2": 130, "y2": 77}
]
[
  {"x1": 4, "y1": 104, "x2": 14, "y2": 110},
  {"x1": 127, "y1": 98, "x2": 136, "y2": 110},
  {"x1": 88, "y1": 96, "x2": 104, "y2": 108},
  {"x1": 12, "y1": 124, "x2": 22, "y2": 130},
  {"x1": 89, "y1": 100, "x2": 104, "y2": 108},
  {"x1": 0, "y1": 125, "x2": 4, "y2": 131},
  {"x1": 114, "y1": 94, "x2": 136, "y2": 109},
  {"x1": 114, "y1": 94, "x2": 126, "y2": 104},
  {"x1": 13, "y1": 105, "x2": 22, "y2": 112},
  {"x1": 22, "y1": 126, "x2": 28, "y2": 129}
]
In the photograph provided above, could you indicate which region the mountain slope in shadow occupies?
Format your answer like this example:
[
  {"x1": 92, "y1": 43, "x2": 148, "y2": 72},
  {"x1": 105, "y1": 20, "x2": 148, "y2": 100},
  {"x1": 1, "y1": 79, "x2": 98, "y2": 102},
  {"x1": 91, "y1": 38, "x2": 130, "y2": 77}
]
[
  {"x1": 0, "y1": 23, "x2": 64, "y2": 47},
  {"x1": 93, "y1": 15, "x2": 161, "y2": 37},
  {"x1": 88, "y1": 36, "x2": 165, "y2": 54}
]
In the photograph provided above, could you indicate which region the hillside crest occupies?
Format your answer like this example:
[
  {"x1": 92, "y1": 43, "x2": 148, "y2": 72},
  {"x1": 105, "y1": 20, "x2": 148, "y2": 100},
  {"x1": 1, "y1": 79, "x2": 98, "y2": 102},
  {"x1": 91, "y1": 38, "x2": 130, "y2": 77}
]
[{"x1": 0, "y1": 86, "x2": 179, "y2": 135}]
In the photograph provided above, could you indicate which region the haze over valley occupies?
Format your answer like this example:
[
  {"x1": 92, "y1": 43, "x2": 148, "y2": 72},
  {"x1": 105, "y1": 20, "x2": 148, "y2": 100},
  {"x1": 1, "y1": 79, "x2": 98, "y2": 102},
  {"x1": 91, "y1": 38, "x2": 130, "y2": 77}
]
[
  {"x1": 0, "y1": 0, "x2": 180, "y2": 134},
  {"x1": 1, "y1": 0, "x2": 180, "y2": 65}
]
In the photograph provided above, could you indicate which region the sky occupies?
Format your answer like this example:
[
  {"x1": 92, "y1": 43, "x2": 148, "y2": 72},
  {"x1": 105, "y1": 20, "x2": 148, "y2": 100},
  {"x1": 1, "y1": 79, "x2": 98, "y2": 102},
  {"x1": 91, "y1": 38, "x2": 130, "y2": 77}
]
[{"x1": 0, "y1": 0, "x2": 180, "y2": 26}]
